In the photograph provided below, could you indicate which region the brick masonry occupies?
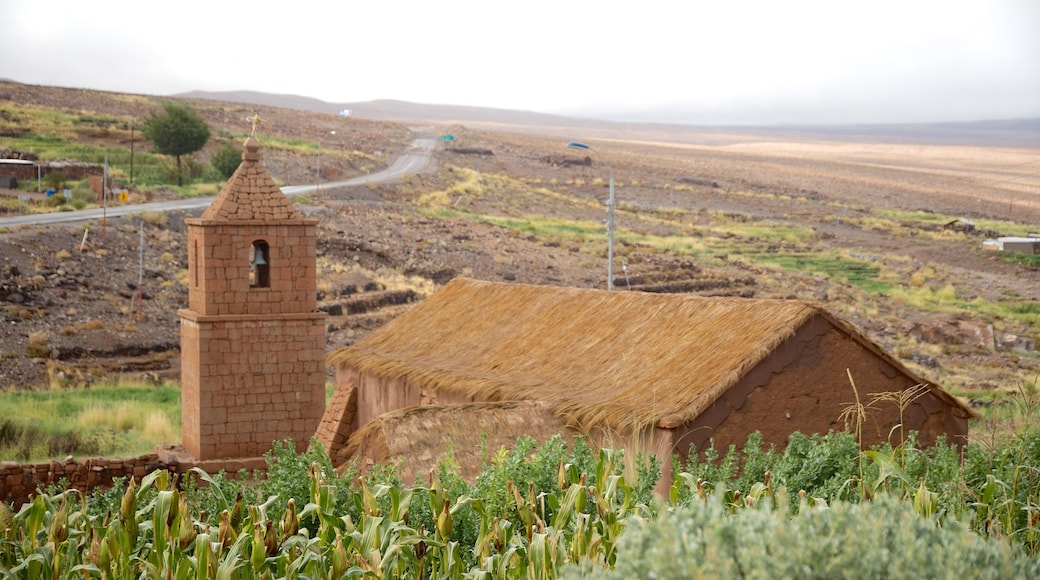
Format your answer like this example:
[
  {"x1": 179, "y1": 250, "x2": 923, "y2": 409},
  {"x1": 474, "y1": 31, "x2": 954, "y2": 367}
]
[
  {"x1": 314, "y1": 377, "x2": 358, "y2": 458},
  {"x1": 186, "y1": 222, "x2": 319, "y2": 316}
]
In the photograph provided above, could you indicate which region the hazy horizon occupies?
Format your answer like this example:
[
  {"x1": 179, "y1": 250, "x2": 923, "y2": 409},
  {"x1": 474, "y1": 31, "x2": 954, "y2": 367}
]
[{"x1": 5, "y1": 1, "x2": 1038, "y2": 127}]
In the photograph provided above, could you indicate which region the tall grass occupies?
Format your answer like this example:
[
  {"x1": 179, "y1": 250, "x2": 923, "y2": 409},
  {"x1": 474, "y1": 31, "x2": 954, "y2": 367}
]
[{"x1": 0, "y1": 382, "x2": 180, "y2": 462}]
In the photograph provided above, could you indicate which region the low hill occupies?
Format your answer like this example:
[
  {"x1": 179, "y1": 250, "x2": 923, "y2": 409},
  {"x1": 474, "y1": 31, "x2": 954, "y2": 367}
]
[{"x1": 176, "y1": 89, "x2": 1040, "y2": 148}]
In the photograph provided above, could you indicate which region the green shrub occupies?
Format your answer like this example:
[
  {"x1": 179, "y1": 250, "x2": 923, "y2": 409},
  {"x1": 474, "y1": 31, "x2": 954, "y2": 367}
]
[
  {"x1": 211, "y1": 142, "x2": 242, "y2": 179},
  {"x1": 569, "y1": 494, "x2": 1040, "y2": 579},
  {"x1": 674, "y1": 428, "x2": 1040, "y2": 554},
  {"x1": 678, "y1": 430, "x2": 862, "y2": 503},
  {"x1": 43, "y1": 170, "x2": 66, "y2": 191}
]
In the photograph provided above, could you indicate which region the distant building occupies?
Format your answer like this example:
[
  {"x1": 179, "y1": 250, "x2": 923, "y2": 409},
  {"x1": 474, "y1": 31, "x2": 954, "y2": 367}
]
[
  {"x1": 0, "y1": 158, "x2": 102, "y2": 182},
  {"x1": 983, "y1": 237, "x2": 1040, "y2": 254}
]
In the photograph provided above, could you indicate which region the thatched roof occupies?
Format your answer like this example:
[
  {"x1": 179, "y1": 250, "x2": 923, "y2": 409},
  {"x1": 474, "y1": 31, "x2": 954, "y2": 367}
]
[
  {"x1": 330, "y1": 278, "x2": 971, "y2": 432},
  {"x1": 341, "y1": 400, "x2": 575, "y2": 483},
  {"x1": 199, "y1": 137, "x2": 301, "y2": 221}
]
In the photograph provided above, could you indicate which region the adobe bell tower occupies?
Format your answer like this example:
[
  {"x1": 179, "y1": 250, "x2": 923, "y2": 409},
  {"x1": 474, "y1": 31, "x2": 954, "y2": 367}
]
[{"x1": 179, "y1": 136, "x2": 326, "y2": 461}]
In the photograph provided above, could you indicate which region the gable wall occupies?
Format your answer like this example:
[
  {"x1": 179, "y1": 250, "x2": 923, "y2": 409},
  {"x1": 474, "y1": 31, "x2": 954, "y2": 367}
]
[{"x1": 673, "y1": 314, "x2": 968, "y2": 461}]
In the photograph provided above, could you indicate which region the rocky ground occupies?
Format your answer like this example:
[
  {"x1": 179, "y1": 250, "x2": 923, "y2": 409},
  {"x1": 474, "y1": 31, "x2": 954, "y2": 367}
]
[{"x1": 1, "y1": 84, "x2": 1039, "y2": 400}]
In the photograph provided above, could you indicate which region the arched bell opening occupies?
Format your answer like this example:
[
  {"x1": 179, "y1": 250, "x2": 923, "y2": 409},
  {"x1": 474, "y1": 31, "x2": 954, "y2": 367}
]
[{"x1": 249, "y1": 240, "x2": 271, "y2": 288}]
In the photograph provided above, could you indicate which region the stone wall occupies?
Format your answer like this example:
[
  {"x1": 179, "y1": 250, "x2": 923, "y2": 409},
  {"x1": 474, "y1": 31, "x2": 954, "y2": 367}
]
[
  {"x1": 0, "y1": 159, "x2": 104, "y2": 182},
  {"x1": 0, "y1": 453, "x2": 171, "y2": 507},
  {"x1": 0, "y1": 448, "x2": 269, "y2": 508}
]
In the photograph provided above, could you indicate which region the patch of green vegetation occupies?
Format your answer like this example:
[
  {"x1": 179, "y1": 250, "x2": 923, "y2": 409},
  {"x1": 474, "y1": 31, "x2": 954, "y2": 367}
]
[
  {"x1": 180, "y1": 182, "x2": 221, "y2": 198},
  {"x1": 13, "y1": 426, "x2": 1040, "y2": 575},
  {"x1": 873, "y1": 208, "x2": 951, "y2": 225},
  {"x1": 999, "y1": 252, "x2": 1040, "y2": 268},
  {"x1": 887, "y1": 282, "x2": 1039, "y2": 331},
  {"x1": 966, "y1": 297, "x2": 1040, "y2": 329},
  {"x1": 749, "y1": 252, "x2": 893, "y2": 293},
  {"x1": 7, "y1": 130, "x2": 167, "y2": 187},
  {"x1": 711, "y1": 221, "x2": 817, "y2": 245},
  {"x1": 0, "y1": 382, "x2": 181, "y2": 462},
  {"x1": 75, "y1": 114, "x2": 122, "y2": 128},
  {"x1": 480, "y1": 215, "x2": 604, "y2": 241},
  {"x1": 858, "y1": 208, "x2": 1034, "y2": 239},
  {"x1": 262, "y1": 135, "x2": 319, "y2": 153}
]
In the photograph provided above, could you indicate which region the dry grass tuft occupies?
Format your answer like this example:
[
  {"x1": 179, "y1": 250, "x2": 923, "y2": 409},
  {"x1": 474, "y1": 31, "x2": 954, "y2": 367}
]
[
  {"x1": 141, "y1": 411, "x2": 177, "y2": 442},
  {"x1": 59, "y1": 319, "x2": 106, "y2": 336},
  {"x1": 77, "y1": 402, "x2": 142, "y2": 432},
  {"x1": 138, "y1": 211, "x2": 167, "y2": 228}
]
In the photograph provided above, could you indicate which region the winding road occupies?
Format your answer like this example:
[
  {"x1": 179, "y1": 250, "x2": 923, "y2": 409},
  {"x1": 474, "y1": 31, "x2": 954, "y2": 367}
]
[{"x1": 0, "y1": 135, "x2": 437, "y2": 228}]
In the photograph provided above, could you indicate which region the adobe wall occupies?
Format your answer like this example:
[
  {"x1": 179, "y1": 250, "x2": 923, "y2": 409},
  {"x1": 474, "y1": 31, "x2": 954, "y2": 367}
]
[
  {"x1": 180, "y1": 311, "x2": 326, "y2": 460},
  {"x1": 346, "y1": 368, "x2": 475, "y2": 430},
  {"x1": 319, "y1": 366, "x2": 481, "y2": 460},
  {"x1": 673, "y1": 314, "x2": 970, "y2": 461},
  {"x1": 315, "y1": 377, "x2": 358, "y2": 458}
]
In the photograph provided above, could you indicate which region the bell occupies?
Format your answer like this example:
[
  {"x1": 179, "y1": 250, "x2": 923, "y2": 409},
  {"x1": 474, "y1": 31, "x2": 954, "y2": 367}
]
[{"x1": 252, "y1": 251, "x2": 267, "y2": 266}]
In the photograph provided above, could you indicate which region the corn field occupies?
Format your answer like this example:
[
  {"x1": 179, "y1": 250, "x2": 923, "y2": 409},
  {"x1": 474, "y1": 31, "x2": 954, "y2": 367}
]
[{"x1": 2, "y1": 430, "x2": 1040, "y2": 578}]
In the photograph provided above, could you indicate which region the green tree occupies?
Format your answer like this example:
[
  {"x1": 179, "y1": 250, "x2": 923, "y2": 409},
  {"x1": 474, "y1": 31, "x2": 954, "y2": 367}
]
[
  {"x1": 210, "y1": 142, "x2": 242, "y2": 179},
  {"x1": 141, "y1": 102, "x2": 211, "y2": 186},
  {"x1": 43, "y1": 169, "x2": 67, "y2": 191}
]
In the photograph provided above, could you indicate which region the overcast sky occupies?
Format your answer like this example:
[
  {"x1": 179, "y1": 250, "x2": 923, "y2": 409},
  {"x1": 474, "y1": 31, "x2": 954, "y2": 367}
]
[{"x1": 5, "y1": 0, "x2": 1038, "y2": 125}]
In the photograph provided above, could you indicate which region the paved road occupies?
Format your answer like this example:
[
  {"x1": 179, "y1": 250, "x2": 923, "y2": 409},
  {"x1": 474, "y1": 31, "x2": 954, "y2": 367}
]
[
  {"x1": 282, "y1": 136, "x2": 435, "y2": 196},
  {"x1": 0, "y1": 136, "x2": 436, "y2": 228}
]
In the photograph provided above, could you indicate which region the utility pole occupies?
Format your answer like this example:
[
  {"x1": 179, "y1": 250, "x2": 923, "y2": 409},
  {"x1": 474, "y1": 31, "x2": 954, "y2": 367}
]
[
  {"x1": 102, "y1": 156, "x2": 108, "y2": 242},
  {"x1": 138, "y1": 220, "x2": 144, "y2": 323},
  {"x1": 130, "y1": 121, "x2": 135, "y2": 186}
]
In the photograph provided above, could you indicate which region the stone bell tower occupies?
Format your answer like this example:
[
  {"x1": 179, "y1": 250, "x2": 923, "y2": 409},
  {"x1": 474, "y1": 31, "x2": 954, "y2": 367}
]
[{"x1": 179, "y1": 136, "x2": 326, "y2": 461}]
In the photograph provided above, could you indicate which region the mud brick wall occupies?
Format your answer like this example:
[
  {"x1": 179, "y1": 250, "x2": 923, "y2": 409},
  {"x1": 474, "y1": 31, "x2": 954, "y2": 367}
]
[
  {"x1": 186, "y1": 222, "x2": 318, "y2": 316},
  {"x1": 179, "y1": 312, "x2": 326, "y2": 460},
  {"x1": 0, "y1": 454, "x2": 171, "y2": 507}
]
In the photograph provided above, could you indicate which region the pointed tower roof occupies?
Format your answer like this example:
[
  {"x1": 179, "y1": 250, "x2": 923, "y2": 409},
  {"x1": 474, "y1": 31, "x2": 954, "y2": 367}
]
[{"x1": 200, "y1": 136, "x2": 301, "y2": 221}]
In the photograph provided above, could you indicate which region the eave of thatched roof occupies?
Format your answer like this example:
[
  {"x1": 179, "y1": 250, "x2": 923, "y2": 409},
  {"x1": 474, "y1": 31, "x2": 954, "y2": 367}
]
[{"x1": 330, "y1": 278, "x2": 828, "y2": 432}]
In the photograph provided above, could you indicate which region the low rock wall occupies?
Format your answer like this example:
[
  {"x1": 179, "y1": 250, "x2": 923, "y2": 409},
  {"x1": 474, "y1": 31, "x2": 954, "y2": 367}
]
[
  {"x1": 0, "y1": 449, "x2": 268, "y2": 507},
  {"x1": 0, "y1": 454, "x2": 174, "y2": 507}
]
